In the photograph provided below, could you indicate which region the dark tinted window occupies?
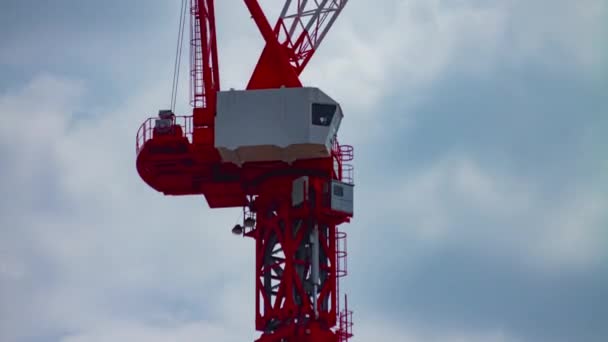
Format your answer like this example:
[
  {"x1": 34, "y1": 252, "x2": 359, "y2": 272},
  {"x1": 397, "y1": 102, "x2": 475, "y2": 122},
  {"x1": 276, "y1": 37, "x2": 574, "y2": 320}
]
[
  {"x1": 312, "y1": 103, "x2": 336, "y2": 126},
  {"x1": 333, "y1": 184, "x2": 344, "y2": 197}
]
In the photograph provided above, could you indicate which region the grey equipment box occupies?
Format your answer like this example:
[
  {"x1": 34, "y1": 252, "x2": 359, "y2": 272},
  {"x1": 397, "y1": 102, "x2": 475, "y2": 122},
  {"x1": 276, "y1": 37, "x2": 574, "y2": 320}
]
[
  {"x1": 329, "y1": 180, "x2": 353, "y2": 215},
  {"x1": 292, "y1": 176, "x2": 309, "y2": 207},
  {"x1": 292, "y1": 176, "x2": 354, "y2": 216}
]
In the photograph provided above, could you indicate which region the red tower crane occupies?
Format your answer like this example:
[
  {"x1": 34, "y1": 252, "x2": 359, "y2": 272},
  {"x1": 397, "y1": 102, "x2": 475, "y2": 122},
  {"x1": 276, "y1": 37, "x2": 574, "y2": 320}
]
[{"x1": 136, "y1": 1, "x2": 354, "y2": 341}]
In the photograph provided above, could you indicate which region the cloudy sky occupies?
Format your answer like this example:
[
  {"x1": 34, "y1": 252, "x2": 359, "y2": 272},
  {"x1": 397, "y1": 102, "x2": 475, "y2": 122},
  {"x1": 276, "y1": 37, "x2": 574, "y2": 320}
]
[{"x1": 1, "y1": 0, "x2": 607, "y2": 341}]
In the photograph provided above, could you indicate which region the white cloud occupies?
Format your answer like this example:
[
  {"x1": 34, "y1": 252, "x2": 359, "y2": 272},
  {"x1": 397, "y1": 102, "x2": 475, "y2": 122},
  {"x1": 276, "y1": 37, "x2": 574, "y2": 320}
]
[
  {"x1": 534, "y1": 190, "x2": 607, "y2": 270},
  {"x1": 296, "y1": 0, "x2": 606, "y2": 146},
  {"x1": 353, "y1": 154, "x2": 607, "y2": 272},
  {"x1": 354, "y1": 314, "x2": 520, "y2": 342},
  {"x1": 61, "y1": 320, "x2": 247, "y2": 342},
  {"x1": 502, "y1": 0, "x2": 607, "y2": 74},
  {"x1": 304, "y1": 0, "x2": 506, "y2": 115},
  {"x1": 0, "y1": 74, "x2": 253, "y2": 341}
]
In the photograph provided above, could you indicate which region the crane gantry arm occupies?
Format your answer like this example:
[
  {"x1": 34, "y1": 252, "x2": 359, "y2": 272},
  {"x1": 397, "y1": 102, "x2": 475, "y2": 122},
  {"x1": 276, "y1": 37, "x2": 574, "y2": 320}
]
[{"x1": 244, "y1": 0, "x2": 349, "y2": 90}]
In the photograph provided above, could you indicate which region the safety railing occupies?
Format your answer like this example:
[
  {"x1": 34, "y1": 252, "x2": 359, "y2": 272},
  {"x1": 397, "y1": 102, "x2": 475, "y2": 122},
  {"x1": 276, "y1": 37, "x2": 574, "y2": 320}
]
[
  {"x1": 336, "y1": 230, "x2": 348, "y2": 278},
  {"x1": 338, "y1": 144, "x2": 354, "y2": 184},
  {"x1": 331, "y1": 138, "x2": 355, "y2": 185},
  {"x1": 336, "y1": 230, "x2": 353, "y2": 341},
  {"x1": 339, "y1": 145, "x2": 353, "y2": 162},
  {"x1": 337, "y1": 302, "x2": 354, "y2": 342},
  {"x1": 341, "y1": 164, "x2": 353, "y2": 185},
  {"x1": 135, "y1": 115, "x2": 193, "y2": 155}
]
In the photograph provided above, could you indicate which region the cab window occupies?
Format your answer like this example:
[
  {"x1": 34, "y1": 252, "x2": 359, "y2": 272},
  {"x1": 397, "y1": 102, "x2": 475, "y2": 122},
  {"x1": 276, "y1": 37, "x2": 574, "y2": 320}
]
[{"x1": 312, "y1": 103, "x2": 336, "y2": 126}]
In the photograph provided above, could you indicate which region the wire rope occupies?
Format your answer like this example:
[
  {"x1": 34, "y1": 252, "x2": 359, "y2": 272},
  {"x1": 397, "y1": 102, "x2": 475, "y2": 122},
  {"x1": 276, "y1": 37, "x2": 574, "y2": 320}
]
[{"x1": 170, "y1": 0, "x2": 188, "y2": 112}]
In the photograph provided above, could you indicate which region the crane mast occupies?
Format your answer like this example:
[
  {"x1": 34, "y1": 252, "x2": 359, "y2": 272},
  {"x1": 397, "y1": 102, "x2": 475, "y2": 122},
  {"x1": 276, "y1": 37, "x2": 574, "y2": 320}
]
[{"x1": 136, "y1": 1, "x2": 354, "y2": 341}]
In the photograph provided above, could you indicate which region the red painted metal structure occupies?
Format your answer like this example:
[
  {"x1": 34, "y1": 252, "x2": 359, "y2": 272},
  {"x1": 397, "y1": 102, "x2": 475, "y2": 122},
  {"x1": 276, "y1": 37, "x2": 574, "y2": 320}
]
[{"x1": 136, "y1": 1, "x2": 353, "y2": 341}]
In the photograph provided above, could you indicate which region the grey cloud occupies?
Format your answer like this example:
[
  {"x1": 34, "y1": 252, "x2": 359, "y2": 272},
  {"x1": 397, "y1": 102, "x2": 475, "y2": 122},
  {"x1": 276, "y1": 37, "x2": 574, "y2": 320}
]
[
  {"x1": 339, "y1": 64, "x2": 607, "y2": 340},
  {"x1": 387, "y1": 66, "x2": 606, "y2": 200},
  {"x1": 362, "y1": 246, "x2": 608, "y2": 342},
  {"x1": 0, "y1": 75, "x2": 251, "y2": 341}
]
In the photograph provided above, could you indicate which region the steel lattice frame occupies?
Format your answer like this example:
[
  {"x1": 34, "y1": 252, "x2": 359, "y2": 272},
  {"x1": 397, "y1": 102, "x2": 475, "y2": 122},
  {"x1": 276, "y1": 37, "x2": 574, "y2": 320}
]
[
  {"x1": 251, "y1": 177, "x2": 338, "y2": 333},
  {"x1": 278, "y1": 0, "x2": 349, "y2": 74},
  {"x1": 247, "y1": 176, "x2": 347, "y2": 342}
]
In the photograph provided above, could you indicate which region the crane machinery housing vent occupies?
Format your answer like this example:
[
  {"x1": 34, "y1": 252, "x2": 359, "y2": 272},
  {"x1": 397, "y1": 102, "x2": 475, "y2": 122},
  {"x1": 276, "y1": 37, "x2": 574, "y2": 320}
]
[{"x1": 215, "y1": 87, "x2": 343, "y2": 165}]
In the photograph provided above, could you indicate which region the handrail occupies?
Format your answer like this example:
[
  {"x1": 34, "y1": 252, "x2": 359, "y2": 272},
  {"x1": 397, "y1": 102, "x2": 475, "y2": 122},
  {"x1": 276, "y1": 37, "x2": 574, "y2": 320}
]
[
  {"x1": 338, "y1": 307, "x2": 354, "y2": 342},
  {"x1": 135, "y1": 115, "x2": 194, "y2": 155},
  {"x1": 336, "y1": 230, "x2": 353, "y2": 342},
  {"x1": 339, "y1": 145, "x2": 353, "y2": 162},
  {"x1": 336, "y1": 230, "x2": 348, "y2": 278},
  {"x1": 341, "y1": 164, "x2": 354, "y2": 185},
  {"x1": 331, "y1": 138, "x2": 355, "y2": 185}
]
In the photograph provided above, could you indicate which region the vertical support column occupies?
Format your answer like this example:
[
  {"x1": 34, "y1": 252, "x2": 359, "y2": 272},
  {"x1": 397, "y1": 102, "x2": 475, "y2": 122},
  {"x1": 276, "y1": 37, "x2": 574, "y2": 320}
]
[
  {"x1": 252, "y1": 176, "x2": 339, "y2": 342},
  {"x1": 311, "y1": 224, "x2": 320, "y2": 319}
]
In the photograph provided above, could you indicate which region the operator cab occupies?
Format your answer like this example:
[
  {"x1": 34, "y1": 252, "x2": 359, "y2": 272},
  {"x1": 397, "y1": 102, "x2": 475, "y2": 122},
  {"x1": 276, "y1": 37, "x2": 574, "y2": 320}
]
[{"x1": 215, "y1": 87, "x2": 343, "y2": 165}]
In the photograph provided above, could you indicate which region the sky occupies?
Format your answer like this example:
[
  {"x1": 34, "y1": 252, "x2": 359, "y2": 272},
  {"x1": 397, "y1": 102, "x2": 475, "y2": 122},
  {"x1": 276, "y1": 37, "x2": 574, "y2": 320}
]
[{"x1": 0, "y1": 0, "x2": 607, "y2": 341}]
